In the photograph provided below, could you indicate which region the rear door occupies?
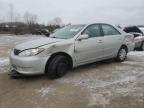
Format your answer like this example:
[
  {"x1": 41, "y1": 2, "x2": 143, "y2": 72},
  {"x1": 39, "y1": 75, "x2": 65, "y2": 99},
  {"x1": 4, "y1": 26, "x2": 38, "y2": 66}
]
[{"x1": 101, "y1": 24, "x2": 123, "y2": 58}]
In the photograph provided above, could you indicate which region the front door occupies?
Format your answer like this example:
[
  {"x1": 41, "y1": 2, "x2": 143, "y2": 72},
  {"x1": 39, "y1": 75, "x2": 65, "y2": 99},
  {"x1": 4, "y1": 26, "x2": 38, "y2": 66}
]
[{"x1": 74, "y1": 24, "x2": 104, "y2": 65}]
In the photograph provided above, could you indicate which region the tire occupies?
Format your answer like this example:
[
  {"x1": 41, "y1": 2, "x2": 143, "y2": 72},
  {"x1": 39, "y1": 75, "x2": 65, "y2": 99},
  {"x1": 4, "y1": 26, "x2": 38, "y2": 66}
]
[
  {"x1": 140, "y1": 41, "x2": 144, "y2": 51},
  {"x1": 115, "y1": 46, "x2": 127, "y2": 62},
  {"x1": 46, "y1": 55, "x2": 70, "y2": 79}
]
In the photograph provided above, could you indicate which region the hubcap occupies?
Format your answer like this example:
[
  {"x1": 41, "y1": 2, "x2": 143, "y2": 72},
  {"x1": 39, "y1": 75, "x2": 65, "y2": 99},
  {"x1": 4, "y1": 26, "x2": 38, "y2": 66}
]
[
  {"x1": 119, "y1": 49, "x2": 127, "y2": 60},
  {"x1": 57, "y1": 62, "x2": 68, "y2": 77}
]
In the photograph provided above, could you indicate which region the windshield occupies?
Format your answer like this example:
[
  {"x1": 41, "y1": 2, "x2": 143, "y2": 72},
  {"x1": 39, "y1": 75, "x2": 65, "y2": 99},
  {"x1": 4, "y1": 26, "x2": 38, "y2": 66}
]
[{"x1": 50, "y1": 25, "x2": 85, "y2": 39}]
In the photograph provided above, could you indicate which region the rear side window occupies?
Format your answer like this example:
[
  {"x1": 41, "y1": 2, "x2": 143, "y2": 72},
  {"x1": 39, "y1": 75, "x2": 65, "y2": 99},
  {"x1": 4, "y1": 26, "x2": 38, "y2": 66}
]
[
  {"x1": 82, "y1": 24, "x2": 101, "y2": 38},
  {"x1": 102, "y1": 24, "x2": 120, "y2": 36}
]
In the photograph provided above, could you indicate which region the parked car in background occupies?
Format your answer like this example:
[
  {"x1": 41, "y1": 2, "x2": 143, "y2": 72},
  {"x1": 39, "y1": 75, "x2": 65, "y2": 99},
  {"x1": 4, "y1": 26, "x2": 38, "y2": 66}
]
[
  {"x1": 137, "y1": 26, "x2": 144, "y2": 34},
  {"x1": 32, "y1": 29, "x2": 50, "y2": 36},
  {"x1": 41, "y1": 29, "x2": 50, "y2": 36},
  {"x1": 10, "y1": 23, "x2": 134, "y2": 78},
  {"x1": 124, "y1": 26, "x2": 144, "y2": 50}
]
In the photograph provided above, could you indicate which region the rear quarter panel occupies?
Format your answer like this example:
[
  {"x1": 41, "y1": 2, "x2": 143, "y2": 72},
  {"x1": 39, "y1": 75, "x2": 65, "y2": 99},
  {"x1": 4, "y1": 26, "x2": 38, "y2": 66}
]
[{"x1": 123, "y1": 33, "x2": 135, "y2": 52}]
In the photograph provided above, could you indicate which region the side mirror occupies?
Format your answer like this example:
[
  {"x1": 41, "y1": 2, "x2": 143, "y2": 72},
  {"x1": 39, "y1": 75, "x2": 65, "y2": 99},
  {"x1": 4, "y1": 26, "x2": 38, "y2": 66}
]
[{"x1": 77, "y1": 34, "x2": 89, "y2": 41}]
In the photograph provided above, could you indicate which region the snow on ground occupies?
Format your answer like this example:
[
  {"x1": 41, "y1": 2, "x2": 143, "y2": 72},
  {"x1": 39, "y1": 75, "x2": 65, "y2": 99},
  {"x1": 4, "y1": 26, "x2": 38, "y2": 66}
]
[
  {"x1": 36, "y1": 86, "x2": 56, "y2": 97},
  {"x1": 0, "y1": 58, "x2": 9, "y2": 66},
  {"x1": 57, "y1": 69, "x2": 144, "y2": 107},
  {"x1": 128, "y1": 51, "x2": 144, "y2": 57},
  {"x1": 0, "y1": 35, "x2": 45, "y2": 46},
  {"x1": 123, "y1": 51, "x2": 144, "y2": 65},
  {"x1": 56, "y1": 51, "x2": 144, "y2": 107},
  {"x1": 0, "y1": 58, "x2": 9, "y2": 74}
]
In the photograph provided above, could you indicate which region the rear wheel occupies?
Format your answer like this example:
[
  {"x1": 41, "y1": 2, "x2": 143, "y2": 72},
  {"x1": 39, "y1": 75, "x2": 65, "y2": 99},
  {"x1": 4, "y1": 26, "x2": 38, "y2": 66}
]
[
  {"x1": 46, "y1": 55, "x2": 70, "y2": 79},
  {"x1": 115, "y1": 46, "x2": 127, "y2": 62}
]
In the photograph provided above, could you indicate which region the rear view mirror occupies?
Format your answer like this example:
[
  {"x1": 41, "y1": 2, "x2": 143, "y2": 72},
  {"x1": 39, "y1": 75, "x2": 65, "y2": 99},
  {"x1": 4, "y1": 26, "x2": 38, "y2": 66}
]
[{"x1": 77, "y1": 34, "x2": 89, "y2": 41}]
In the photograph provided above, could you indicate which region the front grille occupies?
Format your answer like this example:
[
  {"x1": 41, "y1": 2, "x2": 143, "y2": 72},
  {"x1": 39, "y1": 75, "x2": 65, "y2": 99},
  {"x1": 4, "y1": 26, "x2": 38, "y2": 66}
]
[{"x1": 14, "y1": 49, "x2": 21, "y2": 55}]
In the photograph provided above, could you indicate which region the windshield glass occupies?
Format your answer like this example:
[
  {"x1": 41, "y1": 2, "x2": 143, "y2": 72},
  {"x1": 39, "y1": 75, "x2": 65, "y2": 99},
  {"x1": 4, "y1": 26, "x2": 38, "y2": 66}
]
[{"x1": 50, "y1": 25, "x2": 85, "y2": 39}]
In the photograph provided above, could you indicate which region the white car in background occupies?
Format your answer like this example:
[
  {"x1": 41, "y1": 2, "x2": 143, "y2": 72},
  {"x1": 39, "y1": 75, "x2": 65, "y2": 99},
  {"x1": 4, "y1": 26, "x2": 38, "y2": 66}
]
[{"x1": 124, "y1": 26, "x2": 144, "y2": 50}]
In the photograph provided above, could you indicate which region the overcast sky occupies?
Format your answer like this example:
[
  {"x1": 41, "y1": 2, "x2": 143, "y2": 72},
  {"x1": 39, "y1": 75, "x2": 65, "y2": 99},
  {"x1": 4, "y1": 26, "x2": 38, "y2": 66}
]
[{"x1": 0, "y1": 0, "x2": 144, "y2": 25}]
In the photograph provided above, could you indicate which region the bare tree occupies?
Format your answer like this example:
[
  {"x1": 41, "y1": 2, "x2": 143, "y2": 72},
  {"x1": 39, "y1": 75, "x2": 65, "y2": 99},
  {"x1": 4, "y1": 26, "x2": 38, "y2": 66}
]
[
  {"x1": 23, "y1": 12, "x2": 38, "y2": 33},
  {"x1": 14, "y1": 13, "x2": 21, "y2": 22},
  {"x1": 48, "y1": 17, "x2": 63, "y2": 26},
  {"x1": 0, "y1": 17, "x2": 5, "y2": 23},
  {"x1": 24, "y1": 12, "x2": 38, "y2": 25},
  {"x1": 8, "y1": 4, "x2": 14, "y2": 24}
]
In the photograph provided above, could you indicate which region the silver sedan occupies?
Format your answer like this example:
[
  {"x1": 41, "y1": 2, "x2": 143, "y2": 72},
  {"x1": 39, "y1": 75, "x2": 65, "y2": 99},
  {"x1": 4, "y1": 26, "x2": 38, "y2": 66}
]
[{"x1": 9, "y1": 23, "x2": 135, "y2": 78}]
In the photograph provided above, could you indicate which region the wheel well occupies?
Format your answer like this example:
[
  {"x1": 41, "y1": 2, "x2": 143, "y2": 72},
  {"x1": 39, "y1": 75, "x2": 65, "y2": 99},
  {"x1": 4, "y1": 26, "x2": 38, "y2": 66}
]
[
  {"x1": 121, "y1": 45, "x2": 128, "y2": 53},
  {"x1": 45, "y1": 52, "x2": 73, "y2": 73}
]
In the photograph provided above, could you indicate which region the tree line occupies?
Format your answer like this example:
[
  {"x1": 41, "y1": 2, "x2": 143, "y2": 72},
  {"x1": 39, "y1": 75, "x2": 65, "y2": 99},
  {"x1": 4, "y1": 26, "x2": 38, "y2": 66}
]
[{"x1": 0, "y1": 4, "x2": 63, "y2": 35}]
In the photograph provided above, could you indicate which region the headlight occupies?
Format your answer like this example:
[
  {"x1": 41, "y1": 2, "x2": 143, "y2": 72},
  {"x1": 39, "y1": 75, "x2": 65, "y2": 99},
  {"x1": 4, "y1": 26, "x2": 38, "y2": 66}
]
[{"x1": 18, "y1": 48, "x2": 45, "y2": 57}]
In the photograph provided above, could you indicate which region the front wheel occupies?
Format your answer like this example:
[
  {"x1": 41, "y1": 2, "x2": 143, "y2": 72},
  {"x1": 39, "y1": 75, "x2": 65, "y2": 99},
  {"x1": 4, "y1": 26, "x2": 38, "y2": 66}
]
[
  {"x1": 46, "y1": 55, "x2": 70, "y2": 79},
  {"x1": 115, "y1": 46, "x2": 127, "y2": 62}
]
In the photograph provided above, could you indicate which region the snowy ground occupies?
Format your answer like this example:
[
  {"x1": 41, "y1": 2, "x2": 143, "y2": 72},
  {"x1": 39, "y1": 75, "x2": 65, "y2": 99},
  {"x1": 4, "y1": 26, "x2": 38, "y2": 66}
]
[{"x1": 0, "y1": 34, "x2": 144, "y2": 108}]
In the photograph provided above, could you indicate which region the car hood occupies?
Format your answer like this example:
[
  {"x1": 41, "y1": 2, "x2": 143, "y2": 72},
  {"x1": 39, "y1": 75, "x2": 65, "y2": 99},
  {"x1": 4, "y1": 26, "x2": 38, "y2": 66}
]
[{"x1": 15, "y1": 38, "x2": 64, "y2": 50}]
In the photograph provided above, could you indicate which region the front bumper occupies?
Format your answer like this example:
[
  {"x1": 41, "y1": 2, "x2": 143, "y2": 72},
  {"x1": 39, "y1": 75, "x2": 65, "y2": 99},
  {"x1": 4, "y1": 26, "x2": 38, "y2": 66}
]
[{"x1": 9, "y1": 52, "x2": 50, "y2": 75}]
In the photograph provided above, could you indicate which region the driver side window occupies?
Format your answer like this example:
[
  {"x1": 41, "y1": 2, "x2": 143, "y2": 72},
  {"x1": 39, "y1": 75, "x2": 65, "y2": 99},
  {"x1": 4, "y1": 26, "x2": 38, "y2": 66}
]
[{"x1": 82, "y1": 24, "x2": 101, "y2": 38}]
